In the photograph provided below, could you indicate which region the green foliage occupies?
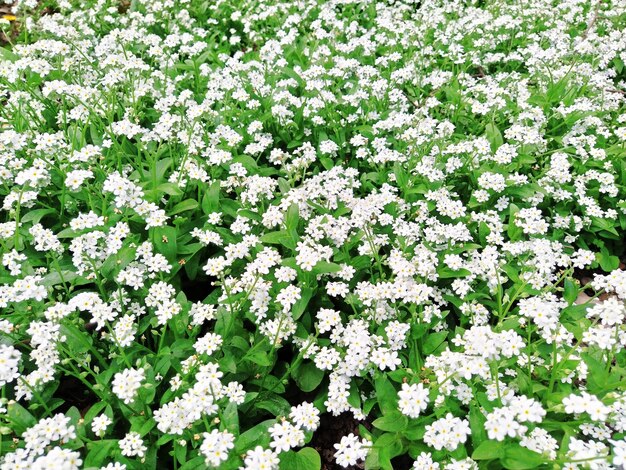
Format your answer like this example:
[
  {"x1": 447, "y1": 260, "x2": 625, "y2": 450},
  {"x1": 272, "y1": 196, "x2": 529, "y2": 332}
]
[{"x1": 0, "y1": 0, "x2": 625, "y2": 469}]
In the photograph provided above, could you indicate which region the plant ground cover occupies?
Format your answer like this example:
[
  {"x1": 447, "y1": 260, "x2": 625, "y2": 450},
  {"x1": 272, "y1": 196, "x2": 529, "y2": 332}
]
[{"x1": 0, "y1": 0, "x2": 626, "y2": 468}]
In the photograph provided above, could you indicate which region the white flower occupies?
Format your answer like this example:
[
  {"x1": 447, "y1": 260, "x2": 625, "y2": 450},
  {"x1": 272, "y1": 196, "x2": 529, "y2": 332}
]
[
  {"x1": 334, "y1": 433, "x2": 369, "y2": 468},
  {"x1": 610, "y1": 438, "x2": 626, "y2": 466},
  {"x1": 200, "y1": 430, "x2": 234, "y2": 467},
  {"x1": 242, "y1": 446, "x2": 279, "y2": 470},
  {"x1": 423, "y1": 414, "x2": 471, "y2": 451},
  {"x1": 91, "y1": 415, "x2": 112, "y2": 438},
  {"x1": 289, "y1": 402, "x2": 320, "y2": 431},
  {"x1": 119, "y1": 432, "x2": 147, "y2": 458},
  {"x1": 269, "y1": 421, "x2": 304, "y2": 453},
  {"x1": 398, "y1": 383, "x2": 430, "y2": 418},
  {"x1": 0, "y1": 344, "x2": 21, "y2": 387},
  {"x1": 112, "y1": 367, "x2": 145, "y2": 404}
]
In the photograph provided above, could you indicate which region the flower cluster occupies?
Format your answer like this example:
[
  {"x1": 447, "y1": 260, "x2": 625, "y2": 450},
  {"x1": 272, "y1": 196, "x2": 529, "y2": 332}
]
[{"x1": 0, "y1": 0, "x2": 626, "y2": 468}]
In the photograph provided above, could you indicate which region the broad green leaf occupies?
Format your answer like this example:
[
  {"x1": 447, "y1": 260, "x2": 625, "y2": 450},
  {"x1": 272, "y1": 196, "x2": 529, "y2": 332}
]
[
  {"x1": 169, "y1": 199, "x2": 198, "y2": 216},
  {"x1": 563, "y1": 278, "x2": 578, "y2": 305},
  {"x1": 41, "y1": 269, "x2": 79, "y2": 287},
  {"x1": 422, "y1": 331, "x2": 447, "y2": 355},
  {"x1": 6, "y1": 402, "x2": 36, "y2": 435},
  {"x1": 244, "y1": 345, "x2": 272, "y2": 366},
  {"x1": 235, "y1": 420, "x2": 274, "y2": 453},
  {"x1": 469, "y1": 404, "x2": 488, "y2": 447},
  {"x1": 312, "y1": 261, "x2": 342, "y2": 275},
  {"x1": 84, "y1": 402, "x2": 107, "y2": 426},
  {"x1": 222, "y1": 401, "x2": 240, "y2": 436},
  {"x1": 260, "y1": 230, "x2": 290, "y2": 245},
  {"x1": 156, "y1": 182, "x2": 183, "y2": 197},
  {"x1": 0, "y1": 47, "x2": 19, "y2": 62},
  {"x1": 372, "y1": 411, "x2": 408, "y2": 433},
  {"x1": 500, "y1": 444, "x2": 545, "y2": 469},
  {"x1": 393, "y1": 162, "x2": 408, "y2": 189},
  {"x1": 292, "y1": 287, "x2": 314, "y2": 320},
  {"x1": 285, "y1": 204, "x2": 300, "y2": 239},
  {"x1": 256, "y1": 395, "x2": 291, "y2": 418},
  {"x1": 84, "y1": 440, "x2": 118, "y2": 468},
  {"x1": 202, "y1": 181, "x2": 221, "y2": 215},
  {"x1": 179, "y1": 456, "x2": 206, "y2": 470},
  {"x1": 291, "y1": 360, "x2": 325, "y2": 392},
  {"x1": 279, "y1": 448, "x2": 321, "y2": 470},
  {"x1": 20, "y1": 209, "x2": 55, "y2": 224},
  {"x1": 472, "y1": 440, "x2": 504, "y2": 460},
  {"x1": 153, "y1": 225, "x2": 178, "y2": 263},
  {"x1": 174, "y1": 442, "x2": 186, "y2": 465},
  {"x1": 375, "y1": 375, "x2": 398, "y2": 415},
  {"x1": 485, "y1": 122, "x2": 503, "y2": 150},
  {"x1": 507, "y1": 204, "x2": 522, "y2": 241}
]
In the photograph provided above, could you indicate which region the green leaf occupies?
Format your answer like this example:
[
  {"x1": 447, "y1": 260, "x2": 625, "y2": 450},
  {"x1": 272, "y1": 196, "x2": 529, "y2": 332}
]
[
  {"x1": 320, "y1": 157, "x2": 334, "y2": 170},
  {"x1": 292, "y1": 287, "x2": 314, "y2": 320},
  {"x1": 256, "y1": 395, "x2": 292, "y2": 418},
  {"x1": 372, "y1": 432, "x2": 404, "y2": 469},
  {"x1": 422, "y1": 331, "x2": 447, "y2": 355},
  {"x1": 469, "y1": 404, "x2": 488, "y2": 447},
  {"x1": 20, "y1": 208, "x2": 55, "y2": 224},
  {"x1": 235, "y1": 420, "x2": 274, "y2": 453},
  {"x1": 0, "y1": 47, "x2": 19, "y2": 62},
  {"x1": 563, "y1": 278, "x2": 578, "y2": 305},
  {"x1": 502, "y1": 264, "x2": 520, "y2": 283},
  {"x1": 41, "y1": 269, "x2": 79, "y2": 287},
  {"x1": 174, "y1": 441, "x2": 186, "y2": 465},
  {"x1": 547, "y1": 78, "x2": 568, "y2": 104},
  {"x1": 156, "y1": 182, "x2": 183, "y2": 197},
  {"x1": 153, "y1": 226, "x2": 178, "y2": 263},
  {"x1": 291, "y1": 360, "x2": 325, "y2": 392},
  {"x1": 485, "y1": 122, "x2": 503, "y2": 150},
  {"x1": 507, "y1": 204, "x2": 522, "y2": 241},
  {"x1": 244, "y1": 348, "x2": 272, "y2": 367},
  {"x1": 312, "y1": 261, "x2": 342, "y2": 275},
  {"x1": 66, "y1": 406, "x2": 82, "y2": 427},
  {"x1": 472, "y1": 440, "x2": 504, "y2": 460},
  {"x1": 202, "y1": 181, "x2": 221, "y2": 215},
  {"x1": 6, "y1": 402, "x2": 36, "y2": 434},
  {"x1": 60, "y1": 322, "x2": 92, "y2": 354},
  {"x1": 279, "y1": 447, "x2": 322, "y2": 470},
  {"x1": 437, "y1": 267, "x2": 472, "y2": 279},
  {"x1": 393, "y1": 162, "x2": 408, "y2": 189},
  {"x1": 169, "y1": 199, "x2": 199, "y2": 216},
  {"x1": 232, "y1": 155, "x2": 258, "y2": 171},
  {"x1": 347, "y1": 381, "x2": 361, "y2": 409},
  {"x1": 279, "y1": 448, "x2": 321, "y2": 470},
  {"x1": 500, "y1": 443, "x2": 545, "y2": 469},
  {"x1": 84, "y1": 402, "x2": 108, "y2": 426},
  {"x1": 156, "y1": 434, "x2": 175, "y2": 446},
  {"x1": 84, "y1": 440, "x2": 117, "y2": 468},
  {"x1": 101, "y1": 244, "x2": 136, "y2": 279},
  {"x1": 372, "y1": 411, "x2": 408, "y2": 432},
  {"x1": 583, "y1": 352, "x2": 610, "y2": 393},
  {"x1": 222, "y1": 401, "x2": 240, "y2": 436},
  {"x1": 138, "y1": 418, "x2": 156, "y2": 437},
  {"x1": 179, "y1": 456, "x2": 206, "y2": 470},
  {"x1": 597, "y1": 250, "x2": 620, "y2": 272},
  {"x1": 239, "y1": 209, "x2": 261, "y2": 221},
  {"x1": 277, "y1": 178, "x2": 290, "y2": 194},
  {"x1": 374, "y1": 375, "x2": 398, "y2": 415},
  {"x1": 285, "y1": 204, "x2": 300, "y2": 234},
  {"x1": 260, "y1": 230, "x2": 290, "y2": 245},
  {"x1": 154, "y1": 157, "x2": 173, "y2": 181}
]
